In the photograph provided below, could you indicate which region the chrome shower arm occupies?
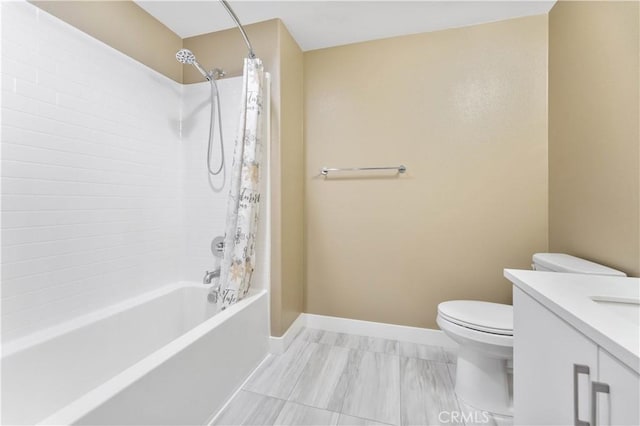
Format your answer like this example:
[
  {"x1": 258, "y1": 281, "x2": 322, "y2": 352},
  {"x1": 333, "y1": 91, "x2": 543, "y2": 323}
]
[{"x1": 219, "y1": 0, "x2": 256, "y2": 59}]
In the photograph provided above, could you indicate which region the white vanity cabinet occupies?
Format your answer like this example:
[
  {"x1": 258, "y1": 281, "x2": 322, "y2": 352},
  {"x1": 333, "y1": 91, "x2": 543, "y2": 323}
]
[
  {"x1": 596, "y1": 348, "x2": 640, "y2": 426},
  {"x1": 513, "y1": 287, "x2": 598, "y2": 425},
  {"x1": 513, "y1": 286, "x2": 640, "y2": 426}
]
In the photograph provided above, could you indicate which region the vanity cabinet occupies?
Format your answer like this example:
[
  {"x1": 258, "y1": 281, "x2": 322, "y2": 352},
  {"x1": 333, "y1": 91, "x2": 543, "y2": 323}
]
[
  {"x1": 513, "y1": 287, "x2": 640, "y2": 425},
  {"x1": 513, "y1": 287, "x2": 597, "y2": 424},
  {"x1": 597, "y1": 349, "x2": 640, "y2": 426}
]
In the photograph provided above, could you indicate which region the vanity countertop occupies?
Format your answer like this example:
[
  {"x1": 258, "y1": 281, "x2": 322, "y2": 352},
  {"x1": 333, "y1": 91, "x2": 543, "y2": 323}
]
[{"x1": 504, "y1": 269, "x2": 640, "y2": 373}]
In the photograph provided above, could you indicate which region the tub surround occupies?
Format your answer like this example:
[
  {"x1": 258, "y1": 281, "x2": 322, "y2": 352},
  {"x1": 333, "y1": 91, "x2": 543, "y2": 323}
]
[
  {"x1": 2, "y1": 5, "x2": 274, "y2": 423},
  {"x1": 1, "y1": 0, "x2": 182, "y2": 340},
  {"x1": 24, "y1": 0, "x2": 305, "y2": 339},
  {"x1": 505, "y1": 269, "x2": 640, "y2": 373},
  {"x1": 179, "y1": 77, "x2": 271, "y2": 290},
  {"x1": 1, "y1": 1, "x2": 271, "y2": 341}
]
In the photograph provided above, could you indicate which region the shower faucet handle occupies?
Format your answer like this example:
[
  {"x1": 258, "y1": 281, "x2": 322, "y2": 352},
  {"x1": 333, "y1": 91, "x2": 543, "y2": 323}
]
[{"x1": 211, "y1": 236, "x2": 225, "y2": 258}]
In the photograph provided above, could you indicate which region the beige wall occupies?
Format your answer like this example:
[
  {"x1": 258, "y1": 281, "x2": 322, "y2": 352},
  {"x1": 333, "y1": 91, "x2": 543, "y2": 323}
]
[
  {"x1": 304, "y1": 15, "x2": 549, "y2": 329},
  {"x1": 183, "y1": 20, "x2": 280, "y2": 83},
  {"x1": 277, "y1": 21, "x2": 305, "y2": 336},
  {"x1": 548, "y1": 1, "x2": 640, "y2": 277},
  {"x1": 31, "y1": 0, "x2": 183, "y2": 82}
]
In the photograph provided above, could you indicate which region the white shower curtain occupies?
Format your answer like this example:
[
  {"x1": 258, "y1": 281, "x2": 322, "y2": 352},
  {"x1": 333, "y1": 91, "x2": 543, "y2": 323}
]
[{"x1": 218, "y1": 57, "x2": 265, "y2": 308}]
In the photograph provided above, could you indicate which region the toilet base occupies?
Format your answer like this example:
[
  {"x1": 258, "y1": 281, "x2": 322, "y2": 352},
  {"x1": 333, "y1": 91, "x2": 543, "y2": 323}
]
[{"x1": 454, "y1": 346, "x2": 513, "y2": 417}]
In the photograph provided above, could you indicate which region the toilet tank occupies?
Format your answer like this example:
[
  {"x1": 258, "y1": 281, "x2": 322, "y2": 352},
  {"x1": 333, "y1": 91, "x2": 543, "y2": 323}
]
[{"x1": 532, "y1": 253, "x2": 627, "y2": 276}]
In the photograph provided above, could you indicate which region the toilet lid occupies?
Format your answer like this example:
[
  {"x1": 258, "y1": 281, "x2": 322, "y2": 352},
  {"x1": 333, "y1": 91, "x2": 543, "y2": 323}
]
[{"x1": 438, "y1": 301, "x2": 513, "y2": 336}]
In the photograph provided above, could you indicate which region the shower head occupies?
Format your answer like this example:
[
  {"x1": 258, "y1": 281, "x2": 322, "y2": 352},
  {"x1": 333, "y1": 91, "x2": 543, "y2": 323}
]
[
  {"x1": 176, "y1": 48, "x2": 196, "y2": 64},
  {"x1": 175, "y1": 49, "x2": 211, "y2": 81}
]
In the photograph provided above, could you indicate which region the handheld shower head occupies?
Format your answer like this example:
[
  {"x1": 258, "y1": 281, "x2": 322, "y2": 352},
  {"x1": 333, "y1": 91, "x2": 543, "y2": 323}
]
[
  {"x1": 176, "y1": 48, "x2": 196, "y2": 64},
  {"x1": 176, "y1": 49, "x2": 211, "y2": 81}
]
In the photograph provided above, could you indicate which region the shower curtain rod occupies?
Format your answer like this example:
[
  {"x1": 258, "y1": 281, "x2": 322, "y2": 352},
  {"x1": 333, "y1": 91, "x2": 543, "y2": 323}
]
[{"x1": 219, "y1": 0, "x2": 256, "y2": 59}]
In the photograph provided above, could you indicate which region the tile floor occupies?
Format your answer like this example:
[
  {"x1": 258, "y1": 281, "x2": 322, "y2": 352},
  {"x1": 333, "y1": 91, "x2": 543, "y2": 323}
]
[{"x1": 213, "y1": 328, "x2": 513, "y2": 426}]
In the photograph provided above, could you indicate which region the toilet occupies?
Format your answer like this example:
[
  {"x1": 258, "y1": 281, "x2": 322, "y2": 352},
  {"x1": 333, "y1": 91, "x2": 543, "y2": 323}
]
[{"x1": 437, "y1": 253, "x2": 626, "y2": 416}]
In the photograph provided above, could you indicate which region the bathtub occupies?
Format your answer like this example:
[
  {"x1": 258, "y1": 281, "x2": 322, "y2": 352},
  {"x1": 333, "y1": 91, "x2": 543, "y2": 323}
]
[{"x1": 1, "y1": 282, "x2": 269, "y2": 425}]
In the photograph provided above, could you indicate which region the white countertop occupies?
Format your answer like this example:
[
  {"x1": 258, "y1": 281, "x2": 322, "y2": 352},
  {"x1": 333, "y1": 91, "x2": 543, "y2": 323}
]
[{"x1": 504, "y1": 269, "x2": 640, "y2": 374}]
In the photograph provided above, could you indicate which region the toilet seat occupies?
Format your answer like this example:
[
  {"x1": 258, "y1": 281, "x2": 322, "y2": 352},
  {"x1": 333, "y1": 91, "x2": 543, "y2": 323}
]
[
  {"x1": 438, "y1": 301, "x2": 513, "y2": 336},
  {"x1": 437, "y1": 315, "x2": 513, "y2": 352}
]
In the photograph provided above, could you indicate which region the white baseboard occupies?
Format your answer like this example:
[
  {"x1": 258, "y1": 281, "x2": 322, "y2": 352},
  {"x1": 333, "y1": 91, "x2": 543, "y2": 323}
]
[
  {"x1": 305, "y1": 313, "x2": 457, "y2": 348},
  {"x1": 268, "y1": 312, "x2": 307, "y2": 354},
  {"x1": 271, "y1": 313, "x2": 457, "y2": 351}
]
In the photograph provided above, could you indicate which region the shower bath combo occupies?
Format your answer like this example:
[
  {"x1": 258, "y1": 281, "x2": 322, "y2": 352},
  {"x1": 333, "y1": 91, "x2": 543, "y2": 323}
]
[
  {"x1": 175, "y1": 0, "x2": 262, "y2": 302},
  {"x1": 1, "y1": 1, "x2": 270, "y2": 425}
]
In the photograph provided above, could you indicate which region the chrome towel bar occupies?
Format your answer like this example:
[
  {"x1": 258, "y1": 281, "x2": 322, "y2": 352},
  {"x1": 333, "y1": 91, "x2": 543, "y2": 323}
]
[{"x1": 320, "y1": 165, "x2": 406, "y2": 176}]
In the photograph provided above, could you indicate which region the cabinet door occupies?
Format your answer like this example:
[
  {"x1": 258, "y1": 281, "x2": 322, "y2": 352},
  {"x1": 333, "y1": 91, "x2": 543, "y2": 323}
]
[
  {"x1": 595, "y1": 349, "x2": 640, "y2": 426},
  {"x1": 513, "y1": 287, "x2": 598, "y2": 425}
]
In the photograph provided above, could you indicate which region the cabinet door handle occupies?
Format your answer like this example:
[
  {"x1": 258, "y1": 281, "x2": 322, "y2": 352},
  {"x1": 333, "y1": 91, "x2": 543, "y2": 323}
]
[
  {"x1": 574, "y1": 364, "x2": 591, "y2": 426},
  {"x1": 591, "y1": 381, "x2": 610, "y2": 426}
]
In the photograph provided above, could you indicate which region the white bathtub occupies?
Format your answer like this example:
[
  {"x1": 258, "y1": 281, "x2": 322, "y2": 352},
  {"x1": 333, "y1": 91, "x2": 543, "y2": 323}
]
[{"x1": 1, "y1": 282, "x2": 269, "y2": 425}]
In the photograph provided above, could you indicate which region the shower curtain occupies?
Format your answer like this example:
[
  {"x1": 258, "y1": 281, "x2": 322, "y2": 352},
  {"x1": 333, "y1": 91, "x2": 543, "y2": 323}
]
[{"x1": 218, "y1": 57, "x2": 265, "y2": 308}]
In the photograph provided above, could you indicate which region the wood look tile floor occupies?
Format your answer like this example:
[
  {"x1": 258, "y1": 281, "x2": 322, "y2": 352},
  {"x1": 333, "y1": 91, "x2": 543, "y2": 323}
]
[{"x1": 212, "y1": 328, "x2": 514, "y2": 426}]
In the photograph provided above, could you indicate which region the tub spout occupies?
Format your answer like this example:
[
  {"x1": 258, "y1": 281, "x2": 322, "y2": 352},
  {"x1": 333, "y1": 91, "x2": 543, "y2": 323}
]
[
  {"x1": 203, "y1": 268, "x2": 220, "y2": 284},
  {"x1": 204, "y1": 268, "x2": 222, "y2": 304}
]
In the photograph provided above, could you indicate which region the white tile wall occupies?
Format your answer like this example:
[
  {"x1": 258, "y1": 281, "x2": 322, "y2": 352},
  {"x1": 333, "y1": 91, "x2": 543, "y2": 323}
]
[
  {"x1": 179, "y1": 78, "x2": 271, "y2": 292},
  {"x1": 1, "y1": 1, "x2": 271, "y2": 342},
  {"x1": 1, "y1": 1, "x2": 183, "y2": 341},
  {"x1": 180, "y1": 82, "x2": 240, "y2": 283}
]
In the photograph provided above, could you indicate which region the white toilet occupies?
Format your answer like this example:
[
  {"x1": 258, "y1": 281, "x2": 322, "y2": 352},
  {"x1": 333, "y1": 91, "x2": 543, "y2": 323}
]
[{"x1": 437, "y1": 253, "x2": 626, "y2": 416}]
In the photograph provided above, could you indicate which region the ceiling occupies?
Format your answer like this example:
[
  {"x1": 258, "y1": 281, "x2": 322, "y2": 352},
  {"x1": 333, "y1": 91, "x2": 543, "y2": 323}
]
[{"x1": 135, "y1": 1, "x2": 555, "y2": 52}]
